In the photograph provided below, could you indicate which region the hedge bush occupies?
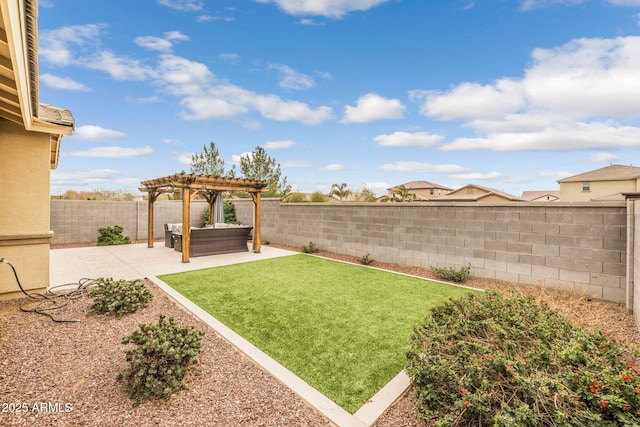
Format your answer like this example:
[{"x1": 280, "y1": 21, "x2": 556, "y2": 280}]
[
  {"x1": 118, "y1": 315, "x2": 204, "y2": 405},
  {"x1": 88, "y1": 278, "x2": 153, "y2": 318},
  {"x1": 431, "y1": 264, "x2": 471, "y2": 283},
  {"x1": 406, "y1": 291, "x2": 640, "y2": 426},
  {"x1": 97, "y1": 225, "x2": 131, "y2": 246}
]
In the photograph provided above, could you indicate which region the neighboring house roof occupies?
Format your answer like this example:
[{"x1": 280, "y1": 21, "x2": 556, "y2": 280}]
[
  {"x1": 433, "y1": 184, "x2": 524, "y2": 202},
  {"x1": 387, "y1": 180, "x2": 453, "y2": 191},
  {"x1": 0, "y1": 0, "x2": 74, "y2": 168},
  {"x1": 520, "y1": 191, "x2": 560, "y2": 202},
  {"x1": 557, "y1": 164, "x2": 640, "y2": 183}
]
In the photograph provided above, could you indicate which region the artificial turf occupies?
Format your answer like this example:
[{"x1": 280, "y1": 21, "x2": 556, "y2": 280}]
[{"x1": 158, "y1": 254, "x2": 475, "y2": 413}]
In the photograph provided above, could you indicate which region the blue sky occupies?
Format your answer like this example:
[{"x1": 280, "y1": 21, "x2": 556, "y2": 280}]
[{"x1": 39, "y1": 0, "x2": 640, "y2": 197}]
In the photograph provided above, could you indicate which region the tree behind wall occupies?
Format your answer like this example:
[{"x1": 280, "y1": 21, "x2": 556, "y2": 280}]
[
  {"x1": 190, "y1": 142, "x2": 226, "y2": 177},
  {"x1": 239, "y1": 146, "x2": 291, "y2": 198}
]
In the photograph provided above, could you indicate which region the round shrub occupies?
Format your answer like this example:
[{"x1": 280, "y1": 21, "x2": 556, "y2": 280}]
[
  {"x1": 88, "y1": 278, "x2": 153, "y2": 318},
  {"x1": 97, "y1": 225, "x2": 132, "y2": 246},
  {"x1": 118, "y1": 315, "x2": 204, "y2": 405},
  {"x1": 406, "y1": 291, "x2": 640, "y2": 426}
]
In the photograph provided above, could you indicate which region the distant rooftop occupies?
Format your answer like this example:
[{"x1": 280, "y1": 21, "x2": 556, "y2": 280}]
[
  {"x1": 387, "y1": 180, "x2": 452, "y2": 191},
  {"x1": 557, "y1": 164, "x2": 640, "y2": 183},
  {"x1": 520, "y1": 191, "x2": 560, "y2": 201}
]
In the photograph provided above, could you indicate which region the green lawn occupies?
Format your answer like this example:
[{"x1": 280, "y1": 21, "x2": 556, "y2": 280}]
[{"x1": 158, "y1": 254, "x2": 476, "y2": 413}]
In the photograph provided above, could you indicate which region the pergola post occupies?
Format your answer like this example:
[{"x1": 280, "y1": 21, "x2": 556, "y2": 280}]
[
  {"x1": 147, "y1": 189, "x2": 158, "y2": 248},
  {"x1": 252, "y1": 192, "x2": 261, "y2": 253},
  {"x1": 181, "y1": 186, "x2": 191, "y2": 263}
]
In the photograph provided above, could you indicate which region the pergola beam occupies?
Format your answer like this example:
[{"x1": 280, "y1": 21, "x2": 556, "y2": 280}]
[{"x1": 140, "y1": 173, "x2": 268, "y2": 262}]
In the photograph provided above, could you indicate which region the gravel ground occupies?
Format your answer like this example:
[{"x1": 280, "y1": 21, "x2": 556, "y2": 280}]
[
  {"x1": 2, "y1": 244, "x2": 639, "y2": 427},
  {"x1": 0, "y1": 280, "x2": 333, "y2": 427}
]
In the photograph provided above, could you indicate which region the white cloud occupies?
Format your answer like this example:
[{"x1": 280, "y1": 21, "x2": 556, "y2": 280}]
[
  {"x1": 198, "y1": 15, "x2": 235, "y2": 22},
  {"x1": 414, "y1": 36, "x2": 640, "y2": 153},
  {"x1": 441, "y1": 119, "x2": 640, "y2": 151},
  {"x1": 157, "y1": 0, "x2": 203, "y2": 12},
  {"x1": 606, "y1": 0, "x2": 640, "y2": 5},
  {"x1": 74, "y1": 125, "x2": 126, "y2": 141},
  {"x1": 126, "y1": 96, "x2": 161, "y2": 104},
  {"x1": 298, "y1": 18, "x2": 326, "y2": 25},
  {"x1": 219, "y1": 53, "x2": 240, "y2": 63},
  {"x1": 269, "y1": 64, "x2": 316, "y2": 91},
  {"x1": 40, "y1": 74, "x2": 90, "y2": 91},
  {"x1": 342, "y1": 93, "x2": 405, "y2": 123},
  {"x1": 524, "y1": 37, "x2": 640, "y2": 119},
  {"x1": 320, "y1": 163, "x2": 345, "y2": 171},
  {"x1": 135, "y1": 36, "x2": 173, "y2": 52},
  {"x1": 163, "y1": 139, "x2": 184, "y2": 146},
  {"x1": 135, "y1": 31, "x2": 189, "y2": 53},
  {"x1": 282, "y1": 161, "x2": 313, "y2": 168},
  {"x1": 67, "y1": 146, "x2": 154, "y2": 158},
  {"x1": 253, "y1": 0, "x2": 391, "y2": 18},
  {"x1": 157, "y1": 54, "x2": 213, "y2": 92},
  {"x1": 176, "y1": 84, "x2": 334, "y2": 124},
  {"x1": 264, "y1": 140, "x2": 295, "y2": 149},
  {"x1": 84, "y1": 51, "x2": 156, "y2": 81},
  {"x1": 232, "y1": 152, "x2": 253, "y2": 163},
  {"x1": 42, "y1": 26, "x2": 334, "y2": 126},
  {"x1": 363, "y1": 182, "x2": 390, "y2": 195},
  {"x1": 374, "y1": 131, "x2": 443, "y2": 147},
  {"x1": 590, "y1": 152, "x2": 618, "y2": 163},
  {"x1": 519, "y1": 0, "x2": 586, "y2": 11},
  {"x1": 39, "y1": 24, "x2": 107, "y2": 66},
  {"x1": 155, "y1": 54, "x2": 333, "y2": 124},
  {"x1": 448, "y1": 171, "x2": 502, "y2": 180},
  {"x1": 177, "y1": 152, "x2": 194, "y2": 164},
  {"x1": 379, "y1": 162, "x2": 470, "y2": 174},
  {"x1": 414, "y1": 79, "x2": 524, "y2": 121},
  {"x1": 51, "y1": 169, "x2": 122, "y2": 187}
]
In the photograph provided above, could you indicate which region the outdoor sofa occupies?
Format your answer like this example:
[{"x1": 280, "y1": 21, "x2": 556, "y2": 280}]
[{"x1": 166, "y1": 223, "x2": 253, "y2": 257}]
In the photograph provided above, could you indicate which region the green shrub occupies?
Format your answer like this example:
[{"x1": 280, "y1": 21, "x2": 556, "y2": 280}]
[
  {"x1": 302, "y1": 241, "x2": 319, "y2": 253},
  {"x1": 310, "y1": 191, "x2": 328, "y2": 202},
  {"x1": 359, "y1": 253, "x2": 375, "y2": 265},
  {"x1": 406, "y1": 291, "x2": 640, "y2": 426},
  {"x1": 431, "y1": 263, "x2": 470, "y2": 282},
  {"x1": 118, "y1": 315, "x2": 204, "y2": 405},
  {"x1": 97, "y1": 225, "x2": 131, "y2": 246},
  {"x1": 284, "y1": 192, "x2": 308, "y2": 202},
  {"x1": 88, "y1": 278, "x2": 153, "y2": 318}
]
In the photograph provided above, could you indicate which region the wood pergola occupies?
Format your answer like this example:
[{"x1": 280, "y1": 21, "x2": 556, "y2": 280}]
[{"x1": 140, "y1": 173, "x2": 268, "y2": 263}]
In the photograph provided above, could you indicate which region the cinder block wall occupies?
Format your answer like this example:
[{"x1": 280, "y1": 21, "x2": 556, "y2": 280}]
[
  {"x1": 50, "y1": 200, "x2": 208, "y2": 245},
  {"x1": 233, "y1": 200, "x2": 628, "y2": 303},
  {"x1": 633, "y1": 200, "x2": 640, "y2": 328}
]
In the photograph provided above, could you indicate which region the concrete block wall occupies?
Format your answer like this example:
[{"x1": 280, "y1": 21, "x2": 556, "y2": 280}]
[
  {"x1": 233, "y1": 200, "x2": 628, "y2": 303},
  {"x1": 632, "y1": 200, "x2": 640, "y2": 328},
  {"x1": 50, "y1": 200, "x2": 208, "y2": 245}
]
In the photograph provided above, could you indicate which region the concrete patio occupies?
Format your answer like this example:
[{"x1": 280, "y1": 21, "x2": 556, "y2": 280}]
[{"x1": 50, "y1": 242, "x2": 296, "y2": 288}]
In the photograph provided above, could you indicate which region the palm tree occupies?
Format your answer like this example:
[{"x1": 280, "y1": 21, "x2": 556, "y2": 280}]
[
  {"x1": 330, "y1": 183, "x2": 352, "y2": 201},
  {"x1": 381, "y1": 185, "x2": 416, "y2": 202}
]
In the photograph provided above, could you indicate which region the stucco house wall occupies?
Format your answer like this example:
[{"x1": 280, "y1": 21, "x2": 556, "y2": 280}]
[
  {"x1": 0, "y1": 121, "x2": 53, "y2": 300},
  {"x1": 560, "y1": 179, "x2": 640, "y2": 202}
]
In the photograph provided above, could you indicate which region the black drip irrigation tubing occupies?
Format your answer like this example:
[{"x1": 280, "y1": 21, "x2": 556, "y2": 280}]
[{"x1": 1, "y1": 257, "x2": 100, "y2": 323}]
